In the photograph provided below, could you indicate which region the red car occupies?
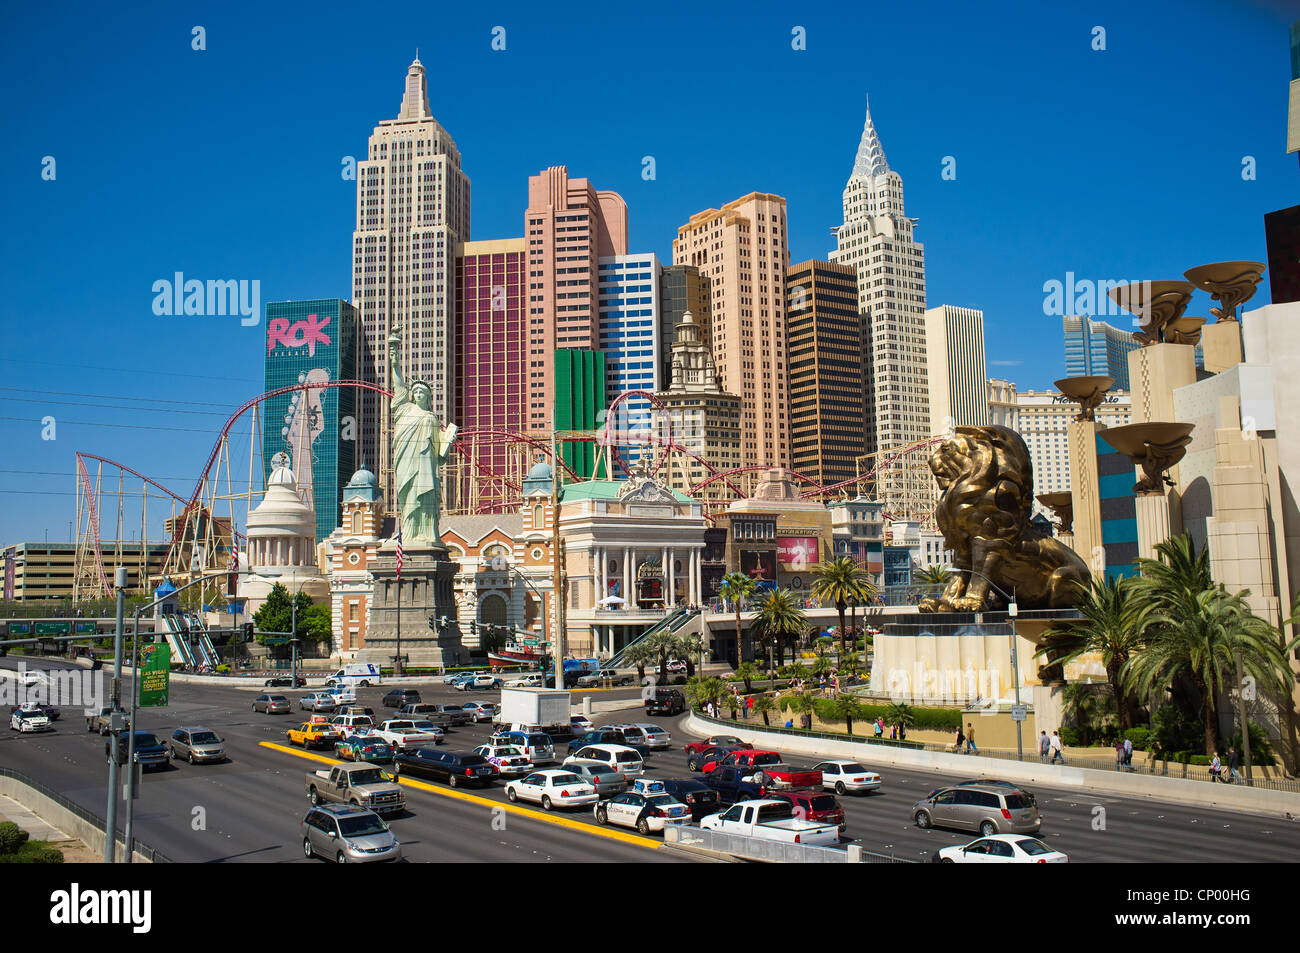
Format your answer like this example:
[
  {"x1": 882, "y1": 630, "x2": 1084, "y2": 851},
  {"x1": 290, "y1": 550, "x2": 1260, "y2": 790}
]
[
  {"x1": 684, "y1": 735, "x2": 752, "y2": 757},
  {"x1": 770, "y1": 790, "x2": 847, "y2": 833},
  {"x1": 701, "y1": 750, "x2": 823, "y2": 790}
]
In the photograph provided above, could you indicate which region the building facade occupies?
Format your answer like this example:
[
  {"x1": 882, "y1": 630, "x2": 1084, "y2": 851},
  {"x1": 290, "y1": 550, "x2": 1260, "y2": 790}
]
[
  {"x1": 830, "y1": 97, "x2": 930, "y2": 479},
  {"x1": 658, "y1": 264, "x2": 711, "y2": 386},
  {"x1": 352, "y1": 57, "x2": 471, "y2": 507},
  {"x1": 721, "y1": 469, "x2": 833, "y2": 600},
  {"x1": 1014, "y1": 388, "x2": 1132, "y2": 517},
  {"x1": 324, "y1": 468, "x2": 385, "y2": 655},
  {"x1": 654, "y1": 310, "x2": 742, "y2": 500},
  {"x1": 453, "y1": 238, "x2": 527, "y2": 510},
  {"x1": 673, "y1": 192, "x2": 791, "y2": 470},
  {"x1": 4, "y1": 542, "x2": 168, "y2": 602},
  {"x1": 524, "y1": 166, "x2": 628, "y2": 430},
  {"x1": 598, "y1": 252, "x2": 662, "y2": 473},
  {"x1": 1063, "y1": 315, "x2": 1140, "y2": 390},
  {"x1": 786, "y1": 259, "x2": 867, "y2": 487},
  {"x1": 263, "y1": 298, "x2": 359, "y2": 542},
  {"x1": 925, "y1": 305, "x2": 989, "y2": 430},
  {"x1": 554, "y1": 348, "x2": 606, "y2": 478},
  {"x1": 828, "y1": 497, "x2": 885, "y2": 582}
]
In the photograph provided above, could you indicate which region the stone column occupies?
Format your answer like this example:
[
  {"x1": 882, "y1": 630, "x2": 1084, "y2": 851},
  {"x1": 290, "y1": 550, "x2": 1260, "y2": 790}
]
[
  {"x1": 1135, "y1": 491, "x2": 1182, "y2": 562},
  {"x1": 624, "y1": 547, "x2": 632, "y2": 604},
  {"x1": 663, "y1": 546, "x2": 671, "y2": 606}
]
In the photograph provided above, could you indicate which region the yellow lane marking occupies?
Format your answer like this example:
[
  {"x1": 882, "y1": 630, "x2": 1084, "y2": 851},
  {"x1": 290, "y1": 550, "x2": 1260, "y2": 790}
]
[{"x1": 259, "y1": 741, "x2": 661, "y2": 850}]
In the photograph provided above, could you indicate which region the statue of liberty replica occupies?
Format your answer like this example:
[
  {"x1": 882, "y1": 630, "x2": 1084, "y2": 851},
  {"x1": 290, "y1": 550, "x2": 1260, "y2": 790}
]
[
  {"x1": 388, "y1": 325, "x2": 458, "y2": 542},
  {"x1": 357, "y1": 324, "x2": 463, "y2": 671}
]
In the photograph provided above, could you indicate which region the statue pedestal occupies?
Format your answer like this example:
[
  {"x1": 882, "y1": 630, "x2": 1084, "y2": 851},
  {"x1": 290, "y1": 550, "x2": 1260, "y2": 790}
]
[
  {"x1": 359, "y1": 541, "x2": 464, "y2": 670},
  {"x1": 1134, "y1": 491, "x2": 1181, "y2": 562},
  {"x1": 1200, "y1": 321, "x2": 1243, "y2": 374}
]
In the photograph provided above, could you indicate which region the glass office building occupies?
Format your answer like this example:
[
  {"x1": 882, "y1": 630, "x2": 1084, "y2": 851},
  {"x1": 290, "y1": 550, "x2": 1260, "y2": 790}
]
[
  {"x1": 598, "y1": 253, "x2": 662, "y2": 474},
  {"x1": 263, "y1": 299, "x2": 359, "y2": 542},
  {"x1": 1063, "y1": 315, "x2": 1139, "y2": 389}
]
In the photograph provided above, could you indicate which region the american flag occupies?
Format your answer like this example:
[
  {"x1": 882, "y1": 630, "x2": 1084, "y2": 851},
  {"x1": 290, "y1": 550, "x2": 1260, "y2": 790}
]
[
  {"x1": 230, "y1": 525, "x2": 238, "y2": 573},
  {"x1": 395, "y1": 524, "x2": 403, "y2": 581}
]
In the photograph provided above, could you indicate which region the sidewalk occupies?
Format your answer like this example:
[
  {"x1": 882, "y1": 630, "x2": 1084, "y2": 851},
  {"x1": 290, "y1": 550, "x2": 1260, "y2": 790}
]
[{"x1": 0, "y1": 794, "x2": 99, "y2": 862}]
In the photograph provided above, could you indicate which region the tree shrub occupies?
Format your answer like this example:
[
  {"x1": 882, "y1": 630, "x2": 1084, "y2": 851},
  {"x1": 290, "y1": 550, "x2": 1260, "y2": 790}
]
[
  {"x1": 1228, "y1": 722, "x2": 1276, "y2": 767},
  {"x1": 1123, "y1": 727, "x2": 1151, "y2": 751},
  {"x1": 1058, "y1": 726, "x2": 1082, "y2": 747},
  {"x1": 0, "y1": 822, "x2": 28, "y2": 855}
]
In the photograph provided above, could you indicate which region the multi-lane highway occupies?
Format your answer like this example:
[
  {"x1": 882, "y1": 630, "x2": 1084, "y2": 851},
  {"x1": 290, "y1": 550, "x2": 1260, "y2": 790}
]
[{"x1": 3, "y1": 658, "x2": 1298, "y2": 863}]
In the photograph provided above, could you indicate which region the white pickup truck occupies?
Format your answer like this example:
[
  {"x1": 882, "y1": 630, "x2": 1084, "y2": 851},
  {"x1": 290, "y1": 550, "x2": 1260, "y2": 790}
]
[
  {"x1": 373, "y1": 719, "x2": 444, "y2": 752},
  {"x1": 699, "y1": 799, "x2": 842, "y2": 846}
]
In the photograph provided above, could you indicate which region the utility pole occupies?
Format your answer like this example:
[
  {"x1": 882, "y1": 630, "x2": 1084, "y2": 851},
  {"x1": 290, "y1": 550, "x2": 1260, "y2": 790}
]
[
  {"x1": 291, "y1": 568, "x2": 299, "y2": 689},
  {"x1": 551, "y1": 422, "x2": 565, "y2": 691},
  {"x1": 104, "y1": 566, "x2": 126, "y2": 862},
  {"x1": 1008, "y1": 591, "x2": 1023, "y2": 761},
  {"x1": 1234, "y1": 650, "x2": 1253, "y2": 784}
]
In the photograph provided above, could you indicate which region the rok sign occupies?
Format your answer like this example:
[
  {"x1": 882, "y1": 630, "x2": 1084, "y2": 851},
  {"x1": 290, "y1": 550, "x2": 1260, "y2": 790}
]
[{"x1": 138, "y1": 644, "x2": 171, "y2": 708}]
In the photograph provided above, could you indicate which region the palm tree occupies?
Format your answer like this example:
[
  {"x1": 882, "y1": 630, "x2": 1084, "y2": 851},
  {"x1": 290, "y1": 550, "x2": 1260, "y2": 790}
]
[
  {"x1": 674, "y1": 633, "x2": 705, "y2": 678},
  {"x1": 825, "y1": 693, "x2": 863, "y2": 735},
  {"x1": 883, "y1": 701, "x2": 916, "y2": 737},
  {"x1": 811, "y1": 557, "x2": 876, "y2": 658},
  {"x1": 751, "y1": 693, "x2": 776, "y2": 727},
  {"x1": 1038, "y1": 575, "x2": 1147, "y2": 729},
  {"x1": 917, "y1": 565, "x2": 952, "y2": 585},
  {"x1": 1061, "y1": 683, "x2": 1113, "y2": 746},
  {"x1": 718, "y1": 571, "x2": 757, "y2": 663},
  {"x1": 734, "y1": 661, "x2": 759, "y2": 694},
  {"x1": 1126, "y1": 536, "x2": 1293, "y2": 755},
  {"x1": 754, "y1": 588, "x2": 808, "y2": 669},
  {"x1": 623, "y1": 641, "x2": 655, "y2": 685},
  {"x1": 785, "y1": 691, "x2": 817, "y2": 730},
  {"x1": 685, "y1": 675, "x2": 726, "y2": 713},
  {"x1": 644, "y1": 631, "x2": 677, "y2": 684}
]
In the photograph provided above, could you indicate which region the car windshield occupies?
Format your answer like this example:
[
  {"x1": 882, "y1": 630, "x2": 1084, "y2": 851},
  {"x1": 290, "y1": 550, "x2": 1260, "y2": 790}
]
[
  {"x1": 135, "y1": 733, "x2": 160, "y2": 746},
  {"x1": 840, "y1": 763, "x2": 866, "y2": 773},
  {"x1": 411, "y1": 722, "x2": 439, "y2": 731},
  {"x1": 190, "y1": 732, "x2": 220, "y2": 745},
  {"x1": 754, "y1": 753, "x2": 779, "y2": 765},
  {"x1": 337, "y1": 815, "x2": 387, "y2": 836},
  {"x1": 615, "y1": 752, "x2": 641, "y2": 764},
  {"x1": 271, "y1": 696, "x2": 288, "y2": 702},
  {"x1": 349, "y1": 769, "x2": 385, "y2": 785},
  {"x1": 1004, "y1": 794, "x2": 1031, "y2": 810},
  {"x1": 808, "y1": 795, "x2": 838, "y2": 811},
  {"x1": 550, "y1": 774, "x2": 581, "y2": 785},
  {"x1": 1015, "y1": 838, "x2": 1052, "y2": 856},
  {"x1": 646, "y1": 795, "x2": 680, "y2": 808}
]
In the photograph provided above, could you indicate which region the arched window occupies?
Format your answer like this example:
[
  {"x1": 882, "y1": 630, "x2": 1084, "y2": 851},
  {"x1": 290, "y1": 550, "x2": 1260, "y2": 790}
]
[
  {"x1": 351, "y1": 510, "x2": 361, "y2": 534},
  {"x1": 533, "y1": 504, "x2": 544, "y2": 527}
]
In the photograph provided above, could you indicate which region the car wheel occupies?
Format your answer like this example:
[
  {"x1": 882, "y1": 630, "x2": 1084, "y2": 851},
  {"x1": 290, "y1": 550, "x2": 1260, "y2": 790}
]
[
  {"x1": 303, "y1": 837, "x2": 314, "y2": 859},
  {"x1": 636, "y1": 818, "x2": 651, "y2": 836},
  {"x1": 941, "y1": 857, "x2": 955, "y2": 864},
  {"x1": 349, "y1": 799, "x2": 360, "y2": 807},
  {"x1": 169, "y1": 747, "x2": 177, "y2": 760},
  {"x1": 188, "y1": 751, "x2": 195, "y2": 765},
  {"x1": 542, "y1": 795, "x2": 553, "y2": 811},
  {"x1": 449, "y1": 775, "x2": 460, "y2": 788},
  {"x1": 506, "y1": 787, "x2": 518, "y2": 802},
  {"x1": 336, "y1": 851, "x2": 346, "y2": 864},
  {"x1": 688, "y1": 757, "x2": 700, "y2": 771},
  {"x1": 835, "y1": 781, "x2": 846, "y2": 795},
  {"x1": 980, "y1": 820, "x2": 997, "y2": 837},
  {"x1": 596, "y1": 808, "x2": 608, "y2": 825},
  {"x1": 309, "y1": 788, "x2": 321, "y2": 806},
  {"x1": 251, "y1": 704, "x2": 256, "y2": 712},
  {"x1": 915, "y1": 810, "x2": 932, "y2": 829},
  {"x1": 359, "y1": 681, "x2": 370, "y2": 688}
]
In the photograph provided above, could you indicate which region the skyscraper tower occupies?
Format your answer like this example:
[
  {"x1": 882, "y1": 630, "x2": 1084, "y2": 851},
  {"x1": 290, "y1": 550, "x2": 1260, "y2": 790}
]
[
  {"x1": 1063, "y1": 315, "x2": 1138, "y2": 389},
  {"x1": 830, "y1": 97, "x2": 930, "y2": 497},
  {"x1": 352, "y1": 56, "x2": 471, "y2": 508}
]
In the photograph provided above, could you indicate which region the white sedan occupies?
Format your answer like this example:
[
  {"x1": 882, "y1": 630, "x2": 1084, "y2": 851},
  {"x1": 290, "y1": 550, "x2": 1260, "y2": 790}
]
[
  {"x1": 935, "y1": 835, "x2": 1069, "y2": 864},
  {"x1": 813, "y1": 760, "x2": 882, "y2": 795},
  {"x1": 473, "y1": 743, "x2": 533, "y2": 777},
  {"x1": 456, "y1": 674, "x2": 501, "y2": 691},
  {"x1": 504, "y1": 769, "x2": 599, "y2": 810},
  {"x1": 10, "y1": 706, "x2": 52, "y2": 733}
]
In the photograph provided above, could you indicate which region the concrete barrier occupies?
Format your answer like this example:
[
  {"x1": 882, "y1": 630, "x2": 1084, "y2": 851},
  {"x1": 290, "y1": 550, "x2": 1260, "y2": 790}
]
[
  {"x1": 685, "y1": 712, "x2": 1300, "y2": 819},
  {"x1": 0, "y1": 775, "x2": 155, "y2": 863}
]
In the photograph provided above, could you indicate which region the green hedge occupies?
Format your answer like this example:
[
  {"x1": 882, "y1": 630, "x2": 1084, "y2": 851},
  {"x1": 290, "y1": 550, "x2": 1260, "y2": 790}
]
[
  {"x1": 0, "y1": 822, "x2": 28, "y2": 855},
  {"x1": 788, "y1": 698, "x2": 961, "y2": 731},
  {"x1": 1123, "y1": 727, "x2": 1151, "y2": 751},
  {"x1": 0, "y1": 842, "x2": 63, "y2": 864}
]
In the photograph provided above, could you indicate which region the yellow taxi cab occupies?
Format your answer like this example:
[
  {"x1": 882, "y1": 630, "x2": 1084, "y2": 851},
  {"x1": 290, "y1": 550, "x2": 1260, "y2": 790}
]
[{"x1": 286, "y1": 720, "x2": 342, "y2": 749}]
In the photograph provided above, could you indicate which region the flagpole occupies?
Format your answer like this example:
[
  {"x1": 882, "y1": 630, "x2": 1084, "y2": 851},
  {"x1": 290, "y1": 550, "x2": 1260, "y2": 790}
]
[{"x1": 395, "y1": 523, "x2": 403, "y2": 677}]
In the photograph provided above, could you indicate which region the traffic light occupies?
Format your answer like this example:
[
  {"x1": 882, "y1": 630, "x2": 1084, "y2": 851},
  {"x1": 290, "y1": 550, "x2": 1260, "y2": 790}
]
[{"x1": 244, "y1": 623, "x2": 254, "y2": 643}]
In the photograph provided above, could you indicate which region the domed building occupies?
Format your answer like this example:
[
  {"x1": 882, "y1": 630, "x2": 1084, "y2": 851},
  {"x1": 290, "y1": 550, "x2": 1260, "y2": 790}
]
[
  {"x1": 241, "y1": 464, "x2": 329, "y2": 617},
  {"x1": 323, "y1": 466, "x2": 387, "y2": 658}
]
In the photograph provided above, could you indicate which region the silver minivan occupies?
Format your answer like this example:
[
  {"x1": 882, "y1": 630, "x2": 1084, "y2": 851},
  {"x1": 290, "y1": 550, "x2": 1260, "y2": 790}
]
[
  {"x1": 913, "y1": 783, "x2": 1041, "y2": 836},
  {"x1": 169, "y1": 727, "x2": 226, "y2": 764},
  {"x1": 301, "y1": 805, "x2": 402, "y2": 864}
]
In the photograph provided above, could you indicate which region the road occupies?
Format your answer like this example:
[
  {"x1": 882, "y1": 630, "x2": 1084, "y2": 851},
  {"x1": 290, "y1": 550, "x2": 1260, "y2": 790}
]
[{"x1": 3, "y1": 658, "x2": 1298, "y2": 862}]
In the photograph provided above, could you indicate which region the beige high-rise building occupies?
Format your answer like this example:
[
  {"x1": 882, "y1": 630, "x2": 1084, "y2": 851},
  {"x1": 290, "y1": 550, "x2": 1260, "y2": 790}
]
[
  {"x1": 830, "y1": 97, "x2": 930, "y2": 478},
  {"x1": 352, "y1": 57, "x2": 471, "y2": 506},
  {"x1": 673, "y1": 193, "x2": 790, "y2": 470},
  {"x1": 925, "y1": 305, "x2": 989, "y2": 430},
  {"x1": 655, "y1": 309, "x2": 742, "y2": 500}
]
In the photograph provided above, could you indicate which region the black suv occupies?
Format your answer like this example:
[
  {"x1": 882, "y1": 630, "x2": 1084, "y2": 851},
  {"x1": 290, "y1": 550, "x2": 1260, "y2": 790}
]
[
  {"x1": 645, "y1": 688, "x2": 686, "y2": 715},
  {"x1": 660, "y1": 778, "x2": 722, "y2": 819},
  {"x1": 393, "y1": 749, "x2": 497, "y2": 787},
  {"x1": 382, "y1": 689, "x2": 421, "y2": 709},
  {"x1": 106, "y1": 731, "x2": 170, "y2": 771}
]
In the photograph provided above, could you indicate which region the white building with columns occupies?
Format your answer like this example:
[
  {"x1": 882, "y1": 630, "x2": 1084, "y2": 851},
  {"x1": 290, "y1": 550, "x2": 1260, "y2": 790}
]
[
  {"x1": 241, "y1": 464, "x2": 330, "y2": 618},
  {"x1": 558, "y1": 468, "x2": 708, "y2": 657}
]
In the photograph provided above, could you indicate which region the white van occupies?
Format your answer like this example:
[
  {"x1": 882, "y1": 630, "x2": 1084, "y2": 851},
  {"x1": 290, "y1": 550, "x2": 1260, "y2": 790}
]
[{"x1": 325, "y1": 663, "x2": 380, "y2": 688}]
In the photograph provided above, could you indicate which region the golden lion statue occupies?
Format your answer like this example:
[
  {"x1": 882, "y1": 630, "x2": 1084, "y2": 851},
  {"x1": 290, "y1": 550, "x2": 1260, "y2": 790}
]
[{"x1": 919, "y1": 425, "x2": 1089, "y2": 612}]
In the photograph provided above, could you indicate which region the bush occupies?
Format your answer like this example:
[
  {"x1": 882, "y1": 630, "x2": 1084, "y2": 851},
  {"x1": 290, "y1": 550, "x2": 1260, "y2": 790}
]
[
  {"x1": 1151, "y1": 704, "x2": 1203, "y2": 755},
  {"x1": 0, "y1": 842, "x2": 63, "y2": 864},
  {"x1": 0, "y1": 822, "x2": 28, "y2": 855},
  {"x1": 1228, "y1": 722, "x2": 1276, "y2": 767},
  {"x1": 1058, "y1": 726, "x2": 1083, "y2": 747},
  {"x1": 1123, "y1": 727, "x2": 1151, "y2": 751},
  {"x1": 802, "y1": 699, "x2": 960, "y2": 731}
]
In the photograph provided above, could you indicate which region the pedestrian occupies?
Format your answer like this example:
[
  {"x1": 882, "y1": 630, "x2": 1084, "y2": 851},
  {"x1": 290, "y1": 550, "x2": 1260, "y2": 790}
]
[
  {"x1": 1039, "y1": 730, "x2": 1050, "y2": 763},
  {"x1": 953, "y1": 725, "x2": 965, "y2": 753},
  {"x1": 874, "y1": 719, "x2": 883, "y2": 738},
  {"x1": 785, "y1": 718, "x2": 794, "y2": 729},
  {"x1": 1049, "y1": 730, "x2": 1065, "y2": 764},
  {"x1": 1227, "y1": 746, "x2": 1242, "y2": 784},
  {"x1": 706, "y1": 701, "x2": 715, "y2": 719},
  {"x1": 890, "y1": 725, "x2": 897, "y2": 740},
  {"x1": 1209, "y1": 752, "x2": 1223, "y2": 782},
  {"x1": 745, "y1": 695, "x2": 753, "y2": 720},
  {"x1": 1114, "y1": 739, "x2": 1125, "y2": 771},
  {"x1": 965, "y1": 722, "x2": 978, "y2": 754},
  {"x1": 898, "y1": 723, "x2": 907, "y2": 741},
  {"x1": 1123, "y1": 736, "x2": 1134, "y2": 771}
]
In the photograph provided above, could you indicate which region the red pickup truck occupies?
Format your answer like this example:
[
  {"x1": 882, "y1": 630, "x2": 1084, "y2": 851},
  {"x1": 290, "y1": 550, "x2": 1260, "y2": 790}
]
[{"x1": 700, "y1": 749, "x2": 822, "y2": 790}]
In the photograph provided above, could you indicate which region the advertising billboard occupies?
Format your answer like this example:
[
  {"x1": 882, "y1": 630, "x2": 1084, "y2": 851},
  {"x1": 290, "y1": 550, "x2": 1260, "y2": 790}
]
[
  {"x1": 138, "y1": 644, "x2": 171, "y2": 708},
  {"x1": 739, "y1": 549, "x2": 777, "y2": 582},
  {"x1": 777, "y1": 536, "x2": 820, "y2": 570},
  {"x1": 263, "y1": 299, "x2": 358, "y2": 541}
]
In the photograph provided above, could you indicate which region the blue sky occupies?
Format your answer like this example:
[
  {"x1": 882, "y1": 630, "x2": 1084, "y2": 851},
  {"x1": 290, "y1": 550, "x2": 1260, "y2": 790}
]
[{"x1": 0, "y1": 0, "x2": 1296, "y2": 546}]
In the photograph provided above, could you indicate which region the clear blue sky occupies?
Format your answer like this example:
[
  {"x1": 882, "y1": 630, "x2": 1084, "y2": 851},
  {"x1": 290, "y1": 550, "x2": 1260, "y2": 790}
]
[{"x1": 1, "y1": 0, "x2": 1295, "y2": 546}]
